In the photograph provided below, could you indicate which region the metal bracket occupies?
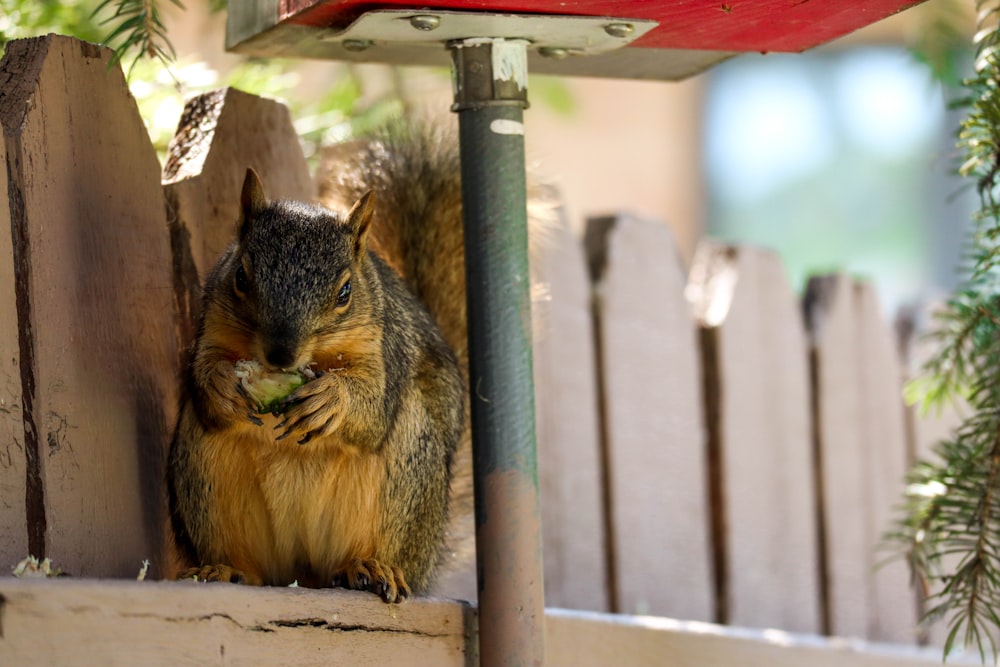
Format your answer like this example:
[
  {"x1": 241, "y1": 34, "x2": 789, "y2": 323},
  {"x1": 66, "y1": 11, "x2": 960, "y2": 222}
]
[{"x1": 319, "y1": 9, "x2": 656, "y2": 59}]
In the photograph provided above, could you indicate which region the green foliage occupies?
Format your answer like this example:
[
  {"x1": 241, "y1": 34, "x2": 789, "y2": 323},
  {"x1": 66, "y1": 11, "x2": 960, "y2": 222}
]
[
  {"x1": 0, "y1": 0, "x2": 105, "y2": 50},
  {"x1": 530, "y1": 75, "x2": 576, "y2": 117},
  {"x1": 127, "y1": 56, "x2": 389, "y2": 163},
  {"x1": 0, "y1": 0, "x2": 404, "y2": 162},
  {"x1": 891, "y1": 1, "x2": 1000, "y2": 660},
  {"x1": 0, "y1": 0, "x2": 179, "y2": 73},
  {"x1": 92, "y1": 0, "x2": 183, "y2": 76}
]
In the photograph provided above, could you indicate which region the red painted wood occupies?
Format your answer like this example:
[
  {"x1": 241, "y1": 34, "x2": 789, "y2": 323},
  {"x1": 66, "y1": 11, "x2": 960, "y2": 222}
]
[{"x1": 276, "y1": 0, "x2": 925, "y2": 53}]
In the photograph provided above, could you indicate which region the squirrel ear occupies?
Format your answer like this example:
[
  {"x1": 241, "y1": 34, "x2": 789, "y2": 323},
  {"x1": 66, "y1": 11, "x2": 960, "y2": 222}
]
[
  {"x1": 238, "y1": 168, "x2": 267, "y2": 240},
  {"x1": 345, "y1": 191, "x2": 375, "y2": 259}
]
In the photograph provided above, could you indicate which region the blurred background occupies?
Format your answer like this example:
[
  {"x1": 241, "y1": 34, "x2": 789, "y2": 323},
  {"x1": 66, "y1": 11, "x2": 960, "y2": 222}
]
[{"x1": 0, "y1": 0, "x2": 978, "y2": 309}]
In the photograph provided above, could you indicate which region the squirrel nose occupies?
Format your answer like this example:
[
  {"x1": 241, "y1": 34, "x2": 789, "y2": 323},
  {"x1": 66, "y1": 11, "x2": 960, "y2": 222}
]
[{"x1": 264, "y1": 344, "x2": 298, "y2": 370}]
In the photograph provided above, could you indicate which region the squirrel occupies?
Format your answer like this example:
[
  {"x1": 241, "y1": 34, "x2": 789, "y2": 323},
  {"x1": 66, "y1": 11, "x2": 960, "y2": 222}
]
[{"x1": 166, "y1": 123, "x2": 477, "y2": 602}]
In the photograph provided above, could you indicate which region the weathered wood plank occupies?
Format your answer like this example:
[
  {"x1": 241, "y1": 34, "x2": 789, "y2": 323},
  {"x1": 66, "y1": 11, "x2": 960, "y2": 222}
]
[
  {"x1": 854, "y1": 282, "x2": 918, "y2": 643},
  {"x1": 0, "y1": 579, "x2": 474, "y2": 667},
  {"x1": 806, "y1": 275, "x2": 919, "y2": 643},
  {"x1": 533, "y1": 207, "x2": 608, "y2": 612},
  {"x1": 545, "y1": 608, "x2": 973, "y2": 667},
  {"x1": 162, "y1": 87, "x2": 314, "y2": 346},
  {"x1": 805, "y1": 274, "x2": 871, "y2": 639},
  {"x1": 0, "y1": 35, "x2": 178, "y2": 578},
  {"x1": 0, "y1": 126, "x2": 27, "y2": 571},
  {"x1": 688, "y1": 242, "x2": 821, "y2": 633},
  {"x1": 0, "y1": 579, "x2": 961, "y2": 667},
  {"x1": 585, "y1": 214, "x2": 713, "y2": 620}
]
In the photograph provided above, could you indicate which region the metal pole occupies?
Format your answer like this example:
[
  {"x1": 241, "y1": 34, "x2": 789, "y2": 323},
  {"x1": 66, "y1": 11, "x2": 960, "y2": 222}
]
[{"x1": 449, "y1": 38, "x2": 545, "y2": 667}]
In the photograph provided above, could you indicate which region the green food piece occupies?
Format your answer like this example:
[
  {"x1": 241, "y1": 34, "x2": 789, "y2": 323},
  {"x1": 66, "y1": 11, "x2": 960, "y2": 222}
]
[{"x1": 234, "y1": 360, "x2": 312, "y2": 414}]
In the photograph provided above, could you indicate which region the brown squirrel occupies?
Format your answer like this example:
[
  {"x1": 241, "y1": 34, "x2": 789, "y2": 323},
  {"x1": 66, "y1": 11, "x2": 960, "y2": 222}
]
[{"x1": 167, "y1": 124, "x2": 478, "y2": 602}]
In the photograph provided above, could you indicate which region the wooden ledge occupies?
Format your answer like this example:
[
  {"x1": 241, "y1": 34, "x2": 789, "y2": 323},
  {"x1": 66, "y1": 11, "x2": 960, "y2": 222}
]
[
  {"x1": 0, "y1": 578, "x2": 978, "y2": 666},
  {"x1": 545, "y1": 609, "x2": 972, "y2": 667},
  {"x1": 0, "y1": 578, "x2": 475, "y2": 666}
]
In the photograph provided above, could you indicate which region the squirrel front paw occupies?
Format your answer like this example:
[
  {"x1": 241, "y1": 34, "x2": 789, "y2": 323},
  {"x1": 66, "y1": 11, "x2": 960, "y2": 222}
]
[
  {"x1": 333, "y1": 558, "x2": 411, "y2": 603},
  {"x1": 197, "y1": 361, "x2": 262, "y2": 428},
  {"x1": 274, "y1": 371, "x2": 346, "y2": 444}
]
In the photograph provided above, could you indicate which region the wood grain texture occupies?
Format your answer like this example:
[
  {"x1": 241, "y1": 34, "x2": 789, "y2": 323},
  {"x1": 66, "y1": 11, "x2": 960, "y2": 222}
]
[
  {"x1": 532, "y1": 207, "x2": 608, "y2": 612},
  {"x1": 0, "y1": 579, "x2": 958, "y2": 667},
  {"x1": 688, "y1": 242, "x2": 820, "y2": 633},
  {"x1": 0, "y1": 125, "x2": 28, "y2": 570},
  {"x1": 853, "y1": 282, "x2": 917, "y2": 643},
  {"x1": 805, "y1": 274, "x2": 871, "y2": 639},
  {"x1": 0, "y1": 579, "x2": 475, "y2": 667},
  {"x1": 585, "y1": 214, "x2": 712, "y2": 620},
  {"x1": 0, "y1": 35, "x2": 178, "y2": 578},
  {"x1": 806, "y1": 276, "x2": 919, "y2": 643}
]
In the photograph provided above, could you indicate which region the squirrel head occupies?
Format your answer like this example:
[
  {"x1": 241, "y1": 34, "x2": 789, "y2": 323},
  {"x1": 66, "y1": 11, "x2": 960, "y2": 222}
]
[{"x1": 222, "y1": 168, "x2": 376, "y2": 370}]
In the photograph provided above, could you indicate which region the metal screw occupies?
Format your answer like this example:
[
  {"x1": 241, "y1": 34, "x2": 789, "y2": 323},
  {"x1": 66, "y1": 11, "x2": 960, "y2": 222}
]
[
  {"x1": 409, "y1": 15, "x2": 441, "y2": 31},
  {"x1": 604, "y1": 23, "x2": 635, "y2": 39},
  {"x1": 343, "y1": 39, "x2": 373, "y2": 52},
  {"x1": 538, "y1": 46, "x2": 570, "y2": 60}
]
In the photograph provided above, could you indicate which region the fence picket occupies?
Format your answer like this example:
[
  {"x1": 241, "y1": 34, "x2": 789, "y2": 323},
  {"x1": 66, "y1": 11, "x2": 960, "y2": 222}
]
[
  {"x1": 688, "y1": 242, "x2": 821, "y2": 633},
  {"x1": 806, "y1": 275, "x2": 918, "y2": 643},
  {"x1": 0, "y1": 131, "x2": 28, "y2": 570},
  {"x1": 0, "y1": 35, "x2": 178, "y2": 577},
  {"x1": 805, "y1": 274, "x2": 872, "y2": 638},
  {"x1": 533, "y1": 207, "x2": 609, "y2": 612},
  {"x1": 585, "y1": 214, "x2": 713, "y2": 620},
  {"x1": 854, "y1": 282, "x2": 918, "y2": 643},
  {"x1": 0, "y1": 34, "x2": 953, "y2": 649}
]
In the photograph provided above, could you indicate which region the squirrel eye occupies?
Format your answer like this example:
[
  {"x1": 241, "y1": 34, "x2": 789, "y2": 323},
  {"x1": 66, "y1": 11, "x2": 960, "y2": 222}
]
[
  {"x1": 336, "y1": 280, "x2": 352, "y2": 306},
  {"x1": 234, "y1": 263, "x2": 250, "y2": 297}
]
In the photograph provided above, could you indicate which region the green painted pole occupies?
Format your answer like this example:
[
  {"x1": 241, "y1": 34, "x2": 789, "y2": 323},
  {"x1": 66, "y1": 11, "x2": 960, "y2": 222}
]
[{"x1": 449, "y1": 38, "x2": 545, "y2": 667}]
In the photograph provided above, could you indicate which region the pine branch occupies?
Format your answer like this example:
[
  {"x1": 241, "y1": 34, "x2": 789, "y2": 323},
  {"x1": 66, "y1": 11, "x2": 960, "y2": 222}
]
[
  {"x1": 93, "y1": 0, "x2": 184, "y2": 77},
  {"x1": 891, "y1": 1, "x2": 1000, "y2": 661}
]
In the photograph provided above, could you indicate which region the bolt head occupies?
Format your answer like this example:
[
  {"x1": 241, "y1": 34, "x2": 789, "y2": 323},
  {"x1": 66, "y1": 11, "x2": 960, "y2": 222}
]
[
  {"x1": 343, "y1": 39, "x2": 373, "y2": 52},
  {"x1": 604, "y1": 23, "x2": 635, "y2": 39},
  {"x1": 409, "y1": 15, "x2": 441, "y2": 31},
  {"x1": 538, "y1": 46, "x2": 570, "y2": 60}
]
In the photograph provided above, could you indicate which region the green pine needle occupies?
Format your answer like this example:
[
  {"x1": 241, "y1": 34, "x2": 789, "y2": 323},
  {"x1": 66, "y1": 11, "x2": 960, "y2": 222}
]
[
  {"x1": 891, "y1": 1, "x2": 1000, "y2": 662},
  {"x1": 93, "y1": 0, "x2": 183, "y2": 77}
]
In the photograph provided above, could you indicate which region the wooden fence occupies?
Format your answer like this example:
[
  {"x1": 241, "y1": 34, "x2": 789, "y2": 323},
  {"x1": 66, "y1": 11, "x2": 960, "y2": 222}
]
[
  {"x1": 535, "y1": 217, "x2": 937, "y2": 645},
  {"x1": 0, "y1": 34, "x2": 966, "y2": 664}
]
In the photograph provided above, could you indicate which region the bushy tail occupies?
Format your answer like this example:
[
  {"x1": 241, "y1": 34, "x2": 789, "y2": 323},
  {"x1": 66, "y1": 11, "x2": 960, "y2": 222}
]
[{"x1": 318, "y1": 120, "x2": 468, "y2": 370}]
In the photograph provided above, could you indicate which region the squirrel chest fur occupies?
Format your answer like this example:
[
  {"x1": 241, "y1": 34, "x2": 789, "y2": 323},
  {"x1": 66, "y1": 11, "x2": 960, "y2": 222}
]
[{"x1": 167, "y1": 167, "x2": 465, "y2": 601}]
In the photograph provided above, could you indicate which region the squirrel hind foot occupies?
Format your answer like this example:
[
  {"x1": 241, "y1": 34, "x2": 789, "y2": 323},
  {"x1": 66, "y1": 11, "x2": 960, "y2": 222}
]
[
  {"x1": 333, "y1": 558, "x2": 411, "y2": 603},
  {"x1": 177, "y1": 564, "x2": 260, "y2": 586}
]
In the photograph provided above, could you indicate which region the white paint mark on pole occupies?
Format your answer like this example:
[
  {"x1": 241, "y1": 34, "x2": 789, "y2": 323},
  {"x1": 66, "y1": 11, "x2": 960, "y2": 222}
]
[
  {"x1": 491, "y1": 119, "x2": 525, "y2": 136},
  {"x1": 492, "y1": 38, "x2": 529, "y2": 91}
]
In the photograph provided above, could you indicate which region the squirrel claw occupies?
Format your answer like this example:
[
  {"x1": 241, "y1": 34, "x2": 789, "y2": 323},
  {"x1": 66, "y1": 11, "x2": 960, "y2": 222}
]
[
  {"x1": 235, "y1": 382, "x2": 256, "y2": 408},
  {"x1": 247, "y1": 413, "x2": 263, "y2": 426},
  {"x1": 333, "y1": 559, "x2": 410, "y2": 603}
]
